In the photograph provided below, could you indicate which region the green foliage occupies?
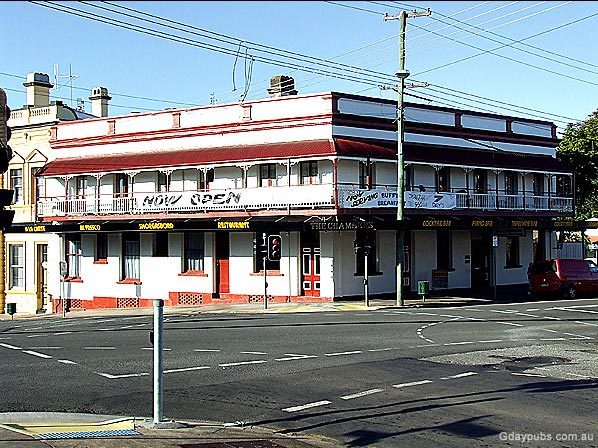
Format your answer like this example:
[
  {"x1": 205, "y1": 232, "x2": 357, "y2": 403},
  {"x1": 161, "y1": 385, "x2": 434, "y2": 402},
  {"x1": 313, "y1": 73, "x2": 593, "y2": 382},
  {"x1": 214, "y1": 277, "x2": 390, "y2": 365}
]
[{"x1": 557, "y1": 109, "x2": 598, "y2": 219}]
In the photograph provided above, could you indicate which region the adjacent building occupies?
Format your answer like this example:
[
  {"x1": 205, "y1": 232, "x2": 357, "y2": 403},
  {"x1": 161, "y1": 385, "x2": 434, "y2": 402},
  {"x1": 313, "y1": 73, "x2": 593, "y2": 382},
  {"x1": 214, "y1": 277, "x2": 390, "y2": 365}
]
[
  {"x1": 10, "y1": 76, "x2": 577, "y2": 311},
  {"x1": 2, "y1": 73, "x2": 108, "y2": 314}
]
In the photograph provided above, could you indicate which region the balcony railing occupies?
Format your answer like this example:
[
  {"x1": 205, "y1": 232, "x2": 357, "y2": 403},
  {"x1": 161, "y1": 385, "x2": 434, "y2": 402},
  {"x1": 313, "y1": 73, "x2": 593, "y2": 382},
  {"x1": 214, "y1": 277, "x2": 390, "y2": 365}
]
[
  {"x1": 37, "y1": 183, "x2": 573, "y2": 218},
  {"x1": 37, "y1": 184, "x2": 336, "y2": 217}
]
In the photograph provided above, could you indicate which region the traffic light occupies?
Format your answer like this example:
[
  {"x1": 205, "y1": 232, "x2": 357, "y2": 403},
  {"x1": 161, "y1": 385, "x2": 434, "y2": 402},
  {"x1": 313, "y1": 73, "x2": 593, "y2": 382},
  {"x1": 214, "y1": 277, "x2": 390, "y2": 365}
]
[
  {"x1": 267, "y1": 234, "x2": 282, "y2": 261},
  {"x1": 0, "y1": 88, "x2": 13, "y2": 174}
]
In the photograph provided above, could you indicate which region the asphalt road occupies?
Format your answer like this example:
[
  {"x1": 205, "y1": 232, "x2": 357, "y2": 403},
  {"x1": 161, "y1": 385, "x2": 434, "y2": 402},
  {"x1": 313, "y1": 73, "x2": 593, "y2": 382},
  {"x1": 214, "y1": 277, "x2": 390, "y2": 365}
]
[{"x1": 1, "y1": 298, "x2": 597, "y2": 447}]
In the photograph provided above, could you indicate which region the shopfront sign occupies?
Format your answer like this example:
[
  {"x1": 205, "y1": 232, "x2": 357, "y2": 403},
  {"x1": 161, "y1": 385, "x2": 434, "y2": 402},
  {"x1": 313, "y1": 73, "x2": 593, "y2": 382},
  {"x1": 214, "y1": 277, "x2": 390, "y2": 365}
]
[
  {"x1": 404, "y1": 192, "x2": 456, "y2": 210},
  {"x1": 217, "y1": 221, "x2": 250, "y2": 230}
]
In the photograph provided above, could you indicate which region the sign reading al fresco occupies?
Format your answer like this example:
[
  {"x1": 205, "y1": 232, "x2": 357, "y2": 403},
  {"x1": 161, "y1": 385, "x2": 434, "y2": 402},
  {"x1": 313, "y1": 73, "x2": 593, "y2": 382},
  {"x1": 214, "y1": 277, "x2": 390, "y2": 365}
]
[{"x1": 339, "y1": 189, "x2": 457, "y2": 210}]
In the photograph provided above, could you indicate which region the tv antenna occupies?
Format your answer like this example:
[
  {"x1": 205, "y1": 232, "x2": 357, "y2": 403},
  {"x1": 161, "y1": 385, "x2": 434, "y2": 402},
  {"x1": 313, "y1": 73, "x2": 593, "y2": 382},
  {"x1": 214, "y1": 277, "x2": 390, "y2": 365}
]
[{"x1": 54, "y1": 63, "x2": 79, "y2": 108}]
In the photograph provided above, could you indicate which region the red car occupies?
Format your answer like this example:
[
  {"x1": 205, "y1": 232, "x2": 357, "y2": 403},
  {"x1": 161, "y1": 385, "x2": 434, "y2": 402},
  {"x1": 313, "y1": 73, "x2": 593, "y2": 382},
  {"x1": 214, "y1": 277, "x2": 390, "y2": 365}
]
[{"x1": 528, "y1": 258, "x2": 598, "y2": 299}]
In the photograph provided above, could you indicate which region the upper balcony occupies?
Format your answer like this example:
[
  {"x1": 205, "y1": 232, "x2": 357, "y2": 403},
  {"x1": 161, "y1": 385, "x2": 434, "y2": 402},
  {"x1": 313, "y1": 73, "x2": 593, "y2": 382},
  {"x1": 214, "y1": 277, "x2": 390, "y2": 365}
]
[{"x1": 37, "y1": 182, "x2": 573, "y2": 219}]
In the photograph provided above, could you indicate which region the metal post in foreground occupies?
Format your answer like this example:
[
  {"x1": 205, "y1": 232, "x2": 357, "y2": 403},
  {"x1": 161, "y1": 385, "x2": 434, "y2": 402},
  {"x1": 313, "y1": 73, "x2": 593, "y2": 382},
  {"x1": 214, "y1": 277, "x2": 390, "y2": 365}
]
[
  {"x1": 263, "y1": 232, "x2": 268, "y2": 310},
  {"x1": 364, "y1": 251, "x2": 369, "y2": 307},
  {"x1": 153, "y1": 299, "x2": 164, "y2": 424}
]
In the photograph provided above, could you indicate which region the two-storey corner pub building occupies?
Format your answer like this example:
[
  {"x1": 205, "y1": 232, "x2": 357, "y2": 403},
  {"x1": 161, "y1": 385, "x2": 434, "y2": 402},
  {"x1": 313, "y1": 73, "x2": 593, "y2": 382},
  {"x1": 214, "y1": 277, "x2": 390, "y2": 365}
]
[{"x1": 20, "y1": 77, "x2": 574, "y2": 311}]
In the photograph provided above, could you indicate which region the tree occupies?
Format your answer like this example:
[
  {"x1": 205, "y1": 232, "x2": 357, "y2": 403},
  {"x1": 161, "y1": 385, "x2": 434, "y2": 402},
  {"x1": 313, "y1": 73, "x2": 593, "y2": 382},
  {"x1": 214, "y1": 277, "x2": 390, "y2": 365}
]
[{"x1": 557, "y1": 109, "x2": 598, "y2": 219}]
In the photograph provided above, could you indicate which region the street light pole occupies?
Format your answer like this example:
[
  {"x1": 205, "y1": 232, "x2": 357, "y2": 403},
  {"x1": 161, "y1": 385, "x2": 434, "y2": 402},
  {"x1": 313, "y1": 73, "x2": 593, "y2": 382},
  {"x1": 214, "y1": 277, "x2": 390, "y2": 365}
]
[{"x1": 384, "y1": 8, "x2": 431, "y2": 307}]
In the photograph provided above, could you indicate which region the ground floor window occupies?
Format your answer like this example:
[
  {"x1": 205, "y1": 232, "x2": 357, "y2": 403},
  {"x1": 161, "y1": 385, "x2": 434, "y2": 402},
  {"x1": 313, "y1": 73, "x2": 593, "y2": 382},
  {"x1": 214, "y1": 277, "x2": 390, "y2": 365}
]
[
  {"x1": 122, "y1": 233, "x2": 140, "y2": 280},
  {"x1": 66, "y1": 235, "x2": 81, "y2": 278},
  {"x1": 95, "y1": 234, "x2": 108, "y2": 262},
  {"x1": 8, "y1": 244, "x2": 24, "y2": 288},
  {"x1": 436, "y1": 229, "x2": 452, "y2": 270},
  {"x1": 505, "y1": 236, "x2": 520, "y2": 268},
  {"x1": 154, "y1": 232, "x2": 169, "y2": 257},
  {"x1": 184, "y1": 232, "x2": 204, "y2": 272}
]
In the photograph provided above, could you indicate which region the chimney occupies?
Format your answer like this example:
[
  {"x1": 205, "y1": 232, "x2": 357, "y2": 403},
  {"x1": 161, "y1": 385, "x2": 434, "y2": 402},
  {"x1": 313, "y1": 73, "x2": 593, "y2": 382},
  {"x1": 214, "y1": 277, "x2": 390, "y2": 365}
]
[
  {"x1": 23, "y1": 72, "x2": 53, "y2": 107},
  {"x1": 89, "y1": 86, "x2": 111, "y2": 118},
  {"x1": 267, "y1": 75, "x2": 298, "y2": 98}
]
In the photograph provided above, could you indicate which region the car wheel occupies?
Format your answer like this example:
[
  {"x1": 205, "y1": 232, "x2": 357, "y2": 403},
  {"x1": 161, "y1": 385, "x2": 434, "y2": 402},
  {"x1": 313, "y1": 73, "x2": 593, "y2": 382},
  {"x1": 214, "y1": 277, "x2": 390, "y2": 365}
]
[{"x1": 566, "y1": 284, "x2": 577, "y2": 299}]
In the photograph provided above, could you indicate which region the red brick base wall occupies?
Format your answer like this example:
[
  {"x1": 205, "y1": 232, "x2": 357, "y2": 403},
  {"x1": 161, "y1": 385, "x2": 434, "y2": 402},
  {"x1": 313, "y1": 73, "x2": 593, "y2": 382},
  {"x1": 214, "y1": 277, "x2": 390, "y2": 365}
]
[{"x1": 52, "y1": 292, "x2": 333, "y2": 312}]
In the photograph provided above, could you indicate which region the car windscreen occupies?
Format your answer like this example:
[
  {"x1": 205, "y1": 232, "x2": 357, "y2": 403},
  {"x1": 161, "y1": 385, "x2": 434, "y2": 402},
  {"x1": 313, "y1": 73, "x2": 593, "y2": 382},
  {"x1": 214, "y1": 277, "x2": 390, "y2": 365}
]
[{"x1": 529, "y1": 261, "x2": 556, "y2": 275}]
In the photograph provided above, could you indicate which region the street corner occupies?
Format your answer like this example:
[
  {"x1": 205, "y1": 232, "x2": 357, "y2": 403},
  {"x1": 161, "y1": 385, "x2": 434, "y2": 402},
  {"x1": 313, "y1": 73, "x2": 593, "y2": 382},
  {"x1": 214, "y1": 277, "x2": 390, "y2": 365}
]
[{"x1": 0, "y1": 416, "x2": 139, "y2": 440}]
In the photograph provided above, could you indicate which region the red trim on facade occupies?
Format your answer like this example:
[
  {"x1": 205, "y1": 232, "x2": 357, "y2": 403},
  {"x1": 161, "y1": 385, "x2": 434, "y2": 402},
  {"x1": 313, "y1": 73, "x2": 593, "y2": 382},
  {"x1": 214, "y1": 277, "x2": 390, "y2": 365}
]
[
  {"x1": 117, "y1": 278, "x2": 141, "y2": 285},
  {"x1": 93, "y1": 259, "x2": 108, "y2": 264},
  {"x1": 250, "y1": 270, "x2": 285, "y2": 277},
  {"x1": 178, "y1": 270, "x2": 209, "y2": 277}
]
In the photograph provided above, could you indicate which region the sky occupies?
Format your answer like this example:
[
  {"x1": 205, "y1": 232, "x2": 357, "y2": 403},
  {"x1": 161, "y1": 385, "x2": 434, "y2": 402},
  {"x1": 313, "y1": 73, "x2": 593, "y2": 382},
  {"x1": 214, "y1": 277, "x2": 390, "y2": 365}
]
[{"x1": 2, "y1": 1, "x2": 597, "y2": 134}]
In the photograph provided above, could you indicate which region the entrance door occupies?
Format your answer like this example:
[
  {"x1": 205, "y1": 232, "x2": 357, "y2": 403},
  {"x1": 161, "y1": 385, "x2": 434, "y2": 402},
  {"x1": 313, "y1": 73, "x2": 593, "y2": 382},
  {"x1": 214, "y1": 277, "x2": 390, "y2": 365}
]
[
  {"x1": 301, "y1": 231, "x2": 320, "y2": 297},
  {"x1": 36, "y1": 244, "x2": 48, "y2": 311},
  {"x1": 215, "y1": 232, "x2": 230, "y2": 296},
  {"x1": 471, "y1": 232, "x2": 491, "y2": 291}
]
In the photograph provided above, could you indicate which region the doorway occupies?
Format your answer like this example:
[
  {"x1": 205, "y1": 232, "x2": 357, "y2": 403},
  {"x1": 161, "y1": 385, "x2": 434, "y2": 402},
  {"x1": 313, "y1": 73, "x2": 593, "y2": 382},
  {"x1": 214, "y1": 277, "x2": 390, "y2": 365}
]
[
  {"x1": 301, "y1": 231, "x2": 320, "y2": 297},
  {"x1": 215, "y1": 232, "x2": 230, "y2": 296},
  {"x1": 36, "y1": 244, "x2": 48, "y2": 311},
  {"x1": 471, "y1": 232, "x2": 491, "y2": 291}
]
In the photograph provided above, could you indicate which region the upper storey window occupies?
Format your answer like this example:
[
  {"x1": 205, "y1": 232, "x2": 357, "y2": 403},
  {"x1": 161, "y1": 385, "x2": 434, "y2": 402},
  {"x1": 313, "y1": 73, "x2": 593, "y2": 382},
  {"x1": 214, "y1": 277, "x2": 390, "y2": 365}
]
[
  {"x1": 505, "y1": 172, "x2": 518, "y2": 195},
  {"x1": 10, "y1": 168, "x2": 22, "y2": 204},
  {"x1": 300, "y1": 161, "x2": 319, "y2": 185},
  {"x1": 435, "y1": 167, "x2": 451, "y2": 193},
  {"x1": 260, "y1": 164, "x2": 277, "y2": 187},
  {"x1": 473, "y1": 169, "x2": 487, "y2": 194},
  {"x1": 114, "y1": 173, "x2": 130, "y2": 197},
  {"x1": 359, "y1": 161, "x2": 375, "y2": 190},
  {"x1": 533, "y1": 173, "x2": 545, "y2": 196}
]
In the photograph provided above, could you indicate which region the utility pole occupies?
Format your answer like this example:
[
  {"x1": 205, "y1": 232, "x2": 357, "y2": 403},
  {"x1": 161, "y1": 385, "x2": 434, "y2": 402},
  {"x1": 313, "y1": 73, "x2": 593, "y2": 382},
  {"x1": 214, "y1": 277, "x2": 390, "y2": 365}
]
[{"x1": 384, "y1": 8, "x2": 431, "y2": 307}]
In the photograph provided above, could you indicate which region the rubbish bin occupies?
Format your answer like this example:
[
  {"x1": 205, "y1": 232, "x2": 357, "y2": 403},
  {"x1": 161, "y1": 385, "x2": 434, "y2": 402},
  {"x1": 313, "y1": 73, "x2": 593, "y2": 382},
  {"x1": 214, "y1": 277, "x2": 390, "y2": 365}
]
[
  {"x1": 417, "y1": 280, "x2": 429, "y2": 300},
  {"x1": 6, "y1": 303, "x2": 16, "y2": 316}
]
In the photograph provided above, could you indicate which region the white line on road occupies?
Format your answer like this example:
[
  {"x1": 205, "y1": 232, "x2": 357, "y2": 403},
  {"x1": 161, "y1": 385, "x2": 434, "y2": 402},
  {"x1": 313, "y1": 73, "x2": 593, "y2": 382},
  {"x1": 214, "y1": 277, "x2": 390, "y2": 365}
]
[
  {"x1": 416, "y1": 312, "x2": 438, "y2": 316},
  {"x1": 415, "y1": 343, "x2": 439, "y2": 348},
  {"x1": 95, "y1": 372, "x2": 150, "y2": 379},
  {"x1": 164, "y1": 366, "x2": 210, "y2": 373},
  {"x1": 241, "y1": 351, "x2": 267, "y2": 355},
  {"x1": 525, "y1": 308, "x2": 540, "y2": 312},
  {"x1": 141, "y1": 348, "x2": 172, "y2": 351},
  {"x1": 393, "y1": 380, "x2": 433, "y2": 388},
  {"x1": 478, "y1": 340, "x2": 503, "y2": 343},
  {"x1": 57, "y1": 359, "x2": 77, "y2": 365},
  {"x1": 562, "y1": 332, "x2": 590, "y2": 338},
  {"x1": 25, "y1": 334, "x2": 45, "y2": 338},
  {"x1": 511, "y1": 372, "x2": 546, "y2": 378},
  {"x1": 219, "y1": 360, "x2": 267, "y2": 367},
  {"x1": 194, "y1": 349, "x2": 220, "y2": 352},
  {"x1": 53, "y1": 332, "x2": 72, "y2": 335},
  {"x1": 441, "y1": 372, "x2": 477, "y2": 380},
  {"x1": 341, "y1": 388, "x2": 385, "y2": 400},
  {"x1": 0, "y1": 343, "x2": 22, "y2": 350},
  {"x1": 83, "y1": 347, "x2": 116, "y2": 350},
  {"x1": 443, "y1": 341, "x2": 475, "y2": 346},
  {"x1": 540, "y1": 338, "x2": 566, "y2": 341},
  {"x1": 324, "y1": 351, "x2": 362, "y2": 357},
  {"x1": 22, "y1": 350, "x2": 52, "y2": 359},
  {"x1": 275, "y1": 355, "x2": 317, "y2": 361},
  {"x1": 368, "y1": 348, "x2": 395, "y2": 352},
  {"x1": 28, "y1": 347, "x2": 62, "y2": 350},
  {"x1": 0, "y1": 337, "x2": 11, "y2": 340},
  {"x1": 497, "y1": 322, "x2": 524, "y2": 327},
  {"x1": 574, "y1": 320, "x2": 598, "y2": 327},
  {"x1": 282, "y1": 400, "x2": 332, "y2": 413},
  {"x1": 540, "y1": 329, "x2": 558, "y2": 333}
]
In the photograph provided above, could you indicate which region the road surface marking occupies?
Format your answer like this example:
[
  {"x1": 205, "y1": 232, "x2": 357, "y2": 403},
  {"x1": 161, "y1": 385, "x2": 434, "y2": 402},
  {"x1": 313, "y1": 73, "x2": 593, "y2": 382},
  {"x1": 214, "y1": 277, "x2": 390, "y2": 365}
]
[
  {"x1": 22, "y1": 350, "x2": 52, "y2": 359},
  {"x1": 28, "y1": 347, "x2": 62, "y2": 350},
  {"x1": 341, "y1": 388, "x2": 385, "y2": 400},
  {"x1": 164, "y1": 366, "x2": 210, "y2": 373},
  {"x1": 415, "y1": 343, "x2": 439, "y2": 348},
  {"x1": 441, "y1": 372, "x2": 477, "y2": 380},
  {"x1": 219, "y1": 360, "x2": 267, "y2": 367},
  {"x1": 393, "y1": 380, "x2": 433, "y2": 388},
  {"x1": 562, "y1": 332, "x2": 591, "y2": 338},
  {"x1": 511, "y1": 372, "x2": 546, "y2": 378},
  {"x1": 563, "y1": 372, "x2": 592, "y2": 379},
  {"x1": 490, "y1": 310, "x2": 516, "y2": 314},
  {"x1": 497, "y1": 322, "x2": 523, "y2": 327},
  {"x1": 416, "y1": 312, "x2": 438, "y2": 316},
  {"x1": 53, "y1": 332, "x2": 72, "y2": 335},
  {"x1": 574, "y1": 320, "x2": 598, "y2": 327},
  {"x1": 275, "y1": 355, "x2": 317, "y2": 361},
  {"x1": 443, "y1": 341, "x2": 474, "y2": 346},
  {"x1": 141, "y1": 348, "x2": 172, "y2": 351},
  {"x1": 241, "y1": 351, "x2": 267, "y2": 355},
  {"x1": 0, "y1": 343, "x2": 22, "y2": 350},
  {"x1": 540, "y1": 329, "x2": 558, "y2": 333},
  {"x1": 368, "y1": 348, "x2": 395, "y2": 352},
  {"x1": 57, "y1": 359, "x2": 77, "y2": 365},
  {"x1": 478, "y1": 339, "x2": 503, "y2": 343},
  {"x1": 324, "y1": 351, "x2": 362, "y2": 357},
  {"x1": 84, "y1": 347, "x2": 116, "y2": 350},
  {"x1": 543, "y1": 316, "x2": 561, "y2": 320},
  {"x1": 282, "y1": 400, "x2": 332, "y2": 412},
  {"x1": 194, "y1": 349, "x2": 220, "y2": 352},
  {"x1": 0, "y1": 337, "x2": 11, "y2": 340},
  {"x1": 526, "y1": 308, "x2": 540, "y2": 312},
  {"x1": 25, "y1": 334, "x2": 45, "y2": 338},
  {"x1": 540, "y1": 338, "x2": 566, "y2": 341},
  {"x1": 95, "y1": 372, "x2": 150, "y2": 379}
]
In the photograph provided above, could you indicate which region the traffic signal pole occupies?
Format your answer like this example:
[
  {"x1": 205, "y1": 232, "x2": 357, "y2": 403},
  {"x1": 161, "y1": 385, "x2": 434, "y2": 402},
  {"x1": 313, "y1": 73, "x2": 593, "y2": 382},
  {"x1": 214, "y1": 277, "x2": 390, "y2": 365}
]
[{"x1": 263, "y1": 232, "x2": 268, "y2": 309}]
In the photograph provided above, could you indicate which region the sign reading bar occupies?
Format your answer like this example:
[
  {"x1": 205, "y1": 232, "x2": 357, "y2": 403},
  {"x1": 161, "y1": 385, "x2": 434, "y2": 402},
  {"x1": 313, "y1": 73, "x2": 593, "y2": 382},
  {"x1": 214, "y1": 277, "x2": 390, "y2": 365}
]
[
  {"x1": 139, "y1": 222, "x2": 174, "y2": 230},
  {"x1": 471, "y1": 220, "x2": 493, "y2": 227},
  {"x1": 24, "y1": 225, "x2": 46, "y2": 233},
  {"x1": 217, "y1": 221, "x2": 250, "y2": 230},
  {"x1": 422, "y1": 219, "x2": 452, "y2": 228},
  {"x1": 511, "y1": 220, "x2": 538, "y2": 228}
]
